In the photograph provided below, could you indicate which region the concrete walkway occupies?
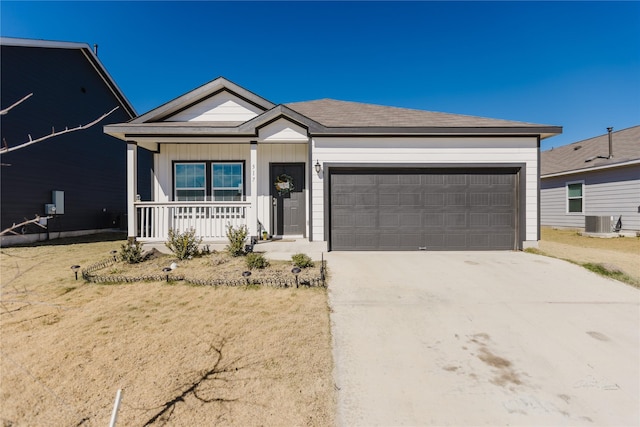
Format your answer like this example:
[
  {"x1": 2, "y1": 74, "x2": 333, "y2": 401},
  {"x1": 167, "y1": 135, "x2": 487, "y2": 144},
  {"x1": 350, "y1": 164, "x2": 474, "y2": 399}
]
[{"x1": 326, "y1": 251, "x2": 639, "y2": 426}]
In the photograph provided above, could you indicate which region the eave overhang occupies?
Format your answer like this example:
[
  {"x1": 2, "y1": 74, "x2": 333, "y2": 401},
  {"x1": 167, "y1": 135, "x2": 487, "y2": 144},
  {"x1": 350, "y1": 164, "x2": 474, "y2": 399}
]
[
  {"x1": 105, "y1": 120, "x2": 561, "y2": 142},
  {"x1": 541, "y1": 158, "x2": 640, "y2": 179}
]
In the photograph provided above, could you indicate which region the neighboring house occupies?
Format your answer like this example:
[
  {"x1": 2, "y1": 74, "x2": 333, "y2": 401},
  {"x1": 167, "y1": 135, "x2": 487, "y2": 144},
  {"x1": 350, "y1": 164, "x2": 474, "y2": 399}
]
[
  {"x1": 105, "y1": 77, "x2": 561, "y2": 251},
  {"x1": 0, "y1": 37, "x2": 152, "y2": 245},
  {"x1": 540, "y1": 125, "x2": 640, "y2": 233}
]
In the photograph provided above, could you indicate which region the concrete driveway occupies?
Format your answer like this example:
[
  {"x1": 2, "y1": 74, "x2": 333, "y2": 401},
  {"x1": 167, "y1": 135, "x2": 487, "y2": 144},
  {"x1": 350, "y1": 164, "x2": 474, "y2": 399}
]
[{"x1": 326, "y1": 251, "x2": 639, "y2": 426}]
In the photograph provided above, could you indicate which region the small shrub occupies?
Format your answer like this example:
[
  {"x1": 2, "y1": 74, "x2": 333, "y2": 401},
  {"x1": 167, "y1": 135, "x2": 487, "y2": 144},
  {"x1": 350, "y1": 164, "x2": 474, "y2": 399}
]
[
  {"x1": 226, "y1": 224, "x2": 248, "y2": 257},
  {"x1": 120, "y1": 240, "x2": 144, "y2": 264},
  {"x1": 246, "y1": 253, "x2": 269, "y2": 270},
  {"x1": 166, "y1": 228, "x2": 203, "y2": 260},
  {"x1": 291, "y1": 253, "x2": 314, "y2": 268}
]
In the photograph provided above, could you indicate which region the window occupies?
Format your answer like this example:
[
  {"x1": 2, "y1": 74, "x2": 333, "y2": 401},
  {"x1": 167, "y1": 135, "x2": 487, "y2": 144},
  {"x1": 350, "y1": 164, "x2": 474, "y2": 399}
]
[
  {"x1": 173, "y1": 161, "x2": 244, "y2": 201},
  {"x1": 175, "y1": 163, "x2": 206, "y2": 201},
  {"x1": 567, "y1": 181, "x2": 584, "y2": 213},
  {"x1": 212, "y1": 162, "x2": 243, "y2": 201}
]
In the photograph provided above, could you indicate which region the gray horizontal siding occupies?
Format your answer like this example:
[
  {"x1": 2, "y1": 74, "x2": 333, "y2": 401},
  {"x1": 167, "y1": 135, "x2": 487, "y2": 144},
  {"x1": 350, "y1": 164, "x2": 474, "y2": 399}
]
[{"x1": 541, "y1": 165, "x2": 640, "y2": 231}]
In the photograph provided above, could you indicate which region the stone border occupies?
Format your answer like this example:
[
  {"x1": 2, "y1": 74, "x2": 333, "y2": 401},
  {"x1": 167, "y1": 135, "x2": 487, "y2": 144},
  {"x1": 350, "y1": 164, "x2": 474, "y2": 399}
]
[{"x1": 82, "y1": 258, "x2": 326, "y2": 288}]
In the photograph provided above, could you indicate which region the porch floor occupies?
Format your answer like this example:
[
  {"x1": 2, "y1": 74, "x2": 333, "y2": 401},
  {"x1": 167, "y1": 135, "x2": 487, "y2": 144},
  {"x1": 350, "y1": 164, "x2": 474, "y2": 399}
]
[{"x1": 142, "y1": 238, "x2": 328, "y2": 261}]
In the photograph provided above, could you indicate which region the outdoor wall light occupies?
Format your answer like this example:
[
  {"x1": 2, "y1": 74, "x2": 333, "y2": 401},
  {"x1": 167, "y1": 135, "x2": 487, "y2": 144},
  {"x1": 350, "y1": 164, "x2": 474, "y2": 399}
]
[
  {"x1": 242, "y1": 270, "x2": 252, "y2": 285},
  {"x1": 71, "y1": 265, "x2": 81, "y2": 280},
  {"x1": 291, "y1": 267, "x2": 301, "y2": 288},
  {"x1": 314, "y1": 160, "x2": 321, "y2": 174}
]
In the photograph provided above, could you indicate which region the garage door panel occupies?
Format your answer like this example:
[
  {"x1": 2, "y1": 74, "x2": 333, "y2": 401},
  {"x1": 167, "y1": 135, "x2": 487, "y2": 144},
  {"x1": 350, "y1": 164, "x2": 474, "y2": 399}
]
[
  {"x1": 356, "y1": 193, "x2": 377, "y2": 206},
  {"x1": 446, "y1": 213, "x2": 467, "y2": 228},
  {"x1": 445, "y1": 175, "x2": 467, "y2": 186},
  {"x1": 379, "y1": 232, "x2": 423, "y2": 250},
  {"x1": 379, "y1": 213, "x2": 399, "y2": 227},
  {"x1": 491, "y1": 233, "x2": 515, "y2": 248},
  {"x1": 400, "y1": 213, "x2": 421, "y2": 227},
  {"x1": 470, "y1": 193, "x2": 490, "y2": 206},
  {"x1": 399, "y1": 175, "x2": 421, "y2": 185},
  {"x1": 423, "y1": 213, "x2": 445, "y2": 227},
  {"x1": 491, "y1": 193, "x2": 513, "y2": 206},
  {"x1": 445, "y1": 193, "x2": 467, "y2": 206},
  {"x1": 469, "y1": 234, "x2": 490, "y2": 248},
  {"x1": 379, "y1": 193, "x2": 399, "y2": 205},
  {"x1": 399, "y1": 193, "x2": 422, "y2": 206},
  {"x1": 470, "y1": 213, "x2": 490, "y2": 228},
  {"x1": 491, "y1": 212, "x2": 514, "y2": 227},
  {"x1": 424, "y1": 193, "x2": 445, "y2": 207},
  {"x1": 333, "y1": 193, "x2": 355, "y2": 206},
  {"x1": 330, "y1": 169, "x2": 517, "y2": 251},
  {"x1": 445, "y1": 234, "x2": 468, "y2": 248}
]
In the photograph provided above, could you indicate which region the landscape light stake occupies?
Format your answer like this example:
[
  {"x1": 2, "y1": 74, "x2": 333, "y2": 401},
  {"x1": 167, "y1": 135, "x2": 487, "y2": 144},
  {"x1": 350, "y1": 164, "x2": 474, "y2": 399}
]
[
  {"x1": 71, "y1": 265, "x2": 81, "y2": 280},
  {"x1": 291, "y1": 267, "x2": 301, "y2": 288},
  {"x1": 162, "y1": 267, "x2": 172, "y2": 282},
  {"x1": 242, "y1": 270, "x2": 252, "y2": 285},
  {"x1": 110, "y1": 250, "x2": 118, "y2": 262}
]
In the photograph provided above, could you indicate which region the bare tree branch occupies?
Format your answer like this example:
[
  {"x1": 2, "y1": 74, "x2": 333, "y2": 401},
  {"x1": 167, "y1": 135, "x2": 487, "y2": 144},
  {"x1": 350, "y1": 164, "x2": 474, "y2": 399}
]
[
  {"x1": 0, "y1": 215, "x2": 52, "y2": 237},
  {"x1": 0, "y1": 106, "x2": 119, "y2": 154},
  {"x1": 0, "y1": 93, "x2": 33, "y2": 115}
]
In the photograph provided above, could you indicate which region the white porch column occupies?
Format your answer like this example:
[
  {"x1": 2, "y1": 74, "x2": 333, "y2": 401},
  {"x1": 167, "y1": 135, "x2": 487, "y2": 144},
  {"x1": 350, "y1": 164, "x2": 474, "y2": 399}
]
[
  {"x1": 248, "y1": 141, "x2": 258, "y2": 238},
  {"x1": 126, "y1": 143, "x2": 138, "y2": 241}
]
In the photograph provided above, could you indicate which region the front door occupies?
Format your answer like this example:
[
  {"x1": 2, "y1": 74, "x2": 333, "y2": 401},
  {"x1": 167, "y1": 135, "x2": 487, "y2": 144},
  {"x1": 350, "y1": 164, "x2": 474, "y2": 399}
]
[{"x1": 271, "y1": 163, "x2": 306, "y2": 237}]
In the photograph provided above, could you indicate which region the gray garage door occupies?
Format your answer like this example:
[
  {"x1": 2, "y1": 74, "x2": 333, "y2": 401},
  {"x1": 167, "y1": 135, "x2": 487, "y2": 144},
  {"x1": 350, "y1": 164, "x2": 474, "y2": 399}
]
[{"x1": 329, "y1": 168, "x2": 518, "y2": 251}]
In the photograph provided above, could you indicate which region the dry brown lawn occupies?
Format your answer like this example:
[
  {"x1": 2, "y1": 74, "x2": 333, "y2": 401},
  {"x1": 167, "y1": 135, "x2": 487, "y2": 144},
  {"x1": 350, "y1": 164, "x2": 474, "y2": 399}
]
[
  {"x1": 0, "y1": 234, "x2": 335, "y2": 427},
  {"x1": 537, "y1": 227, "x2": 640, "y2": 286}
]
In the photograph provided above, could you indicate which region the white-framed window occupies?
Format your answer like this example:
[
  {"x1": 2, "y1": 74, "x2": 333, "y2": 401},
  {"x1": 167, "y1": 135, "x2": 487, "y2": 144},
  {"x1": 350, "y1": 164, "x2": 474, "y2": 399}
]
[
  {"x1": 173, "y1": 161, "x2": 244, "y2": 201},
  {"x1": 566, "y1": 180, "x2": 584, "y2": 213},
  {"x1": 174, "y1": 163, "x2": 206, "y2": 201},
  {"x1": 212, "y1": 162, "x2": 243, "y2": 201}
]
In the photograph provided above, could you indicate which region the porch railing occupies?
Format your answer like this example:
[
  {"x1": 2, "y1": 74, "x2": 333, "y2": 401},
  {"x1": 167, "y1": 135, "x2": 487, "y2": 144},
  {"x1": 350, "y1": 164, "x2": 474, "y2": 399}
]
[{"x1": 136, "y1": 202, "x2": 251, "y2": 242}]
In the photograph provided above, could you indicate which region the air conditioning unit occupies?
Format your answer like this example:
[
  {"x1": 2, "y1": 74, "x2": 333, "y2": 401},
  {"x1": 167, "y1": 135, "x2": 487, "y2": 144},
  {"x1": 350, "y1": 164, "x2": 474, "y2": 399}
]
[{"x1": 585, "y1": 216, "x2": 614, "y2": 233}]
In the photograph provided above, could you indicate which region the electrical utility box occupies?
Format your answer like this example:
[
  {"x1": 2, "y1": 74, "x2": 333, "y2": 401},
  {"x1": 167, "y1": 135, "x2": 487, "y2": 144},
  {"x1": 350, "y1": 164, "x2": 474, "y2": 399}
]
[{"x1": 46, "y1": 190, "x2": 65, "y2": 215}]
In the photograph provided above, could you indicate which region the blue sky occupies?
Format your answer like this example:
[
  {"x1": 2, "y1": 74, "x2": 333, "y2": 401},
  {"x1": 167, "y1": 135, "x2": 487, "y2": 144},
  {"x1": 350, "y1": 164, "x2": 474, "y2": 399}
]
[{"x1": 2, "y1": 1, "x2": 639, "y2": 150}]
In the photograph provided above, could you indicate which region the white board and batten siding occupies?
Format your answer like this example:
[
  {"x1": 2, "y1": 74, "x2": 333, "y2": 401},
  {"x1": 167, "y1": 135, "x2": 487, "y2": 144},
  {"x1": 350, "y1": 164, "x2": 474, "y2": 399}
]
[
  {"x1": 258, "y1": 119, "x2": 309, "y2": 144},
  {"x1": 154, "y1": 143, "x2": 308, "y2": 233},
  {"x1": 541, "y1": 165, "x2": 640, "y2": 232},
  {"x1": 165, "y1": 92, "x2": 262, "y2": 122},
  {"x1": 311, "y1": 136, "x2": 540, "y2": 244}
]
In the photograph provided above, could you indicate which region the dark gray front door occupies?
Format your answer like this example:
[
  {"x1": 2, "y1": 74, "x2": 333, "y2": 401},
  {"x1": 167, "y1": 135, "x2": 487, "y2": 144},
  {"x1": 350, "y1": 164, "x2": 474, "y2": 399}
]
[
  {"x1": 271, "y1": 163, "x2": 306, "y2": 237},
  {"x1": 330, "y1": 168, "x2": 518, "y2": 251}
]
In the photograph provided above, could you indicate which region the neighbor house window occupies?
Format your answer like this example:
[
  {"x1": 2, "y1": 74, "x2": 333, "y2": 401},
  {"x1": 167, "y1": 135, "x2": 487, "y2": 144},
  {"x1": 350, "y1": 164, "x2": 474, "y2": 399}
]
[
  {"x1": 567, "y1": 181, "x2": 584, "y2": 213},
  {"x1": 175, "y1": 163, "x2": 206, "y2": 201},
  {"x1": 212, "y1": 162, "x2": 243, "y2": 201}
]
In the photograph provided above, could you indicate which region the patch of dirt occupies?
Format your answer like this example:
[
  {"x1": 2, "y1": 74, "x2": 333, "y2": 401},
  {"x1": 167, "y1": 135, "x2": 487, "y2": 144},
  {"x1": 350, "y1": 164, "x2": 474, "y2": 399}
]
[{"x1": 0, "y1": 239, "x2": 335, "y2": 426}]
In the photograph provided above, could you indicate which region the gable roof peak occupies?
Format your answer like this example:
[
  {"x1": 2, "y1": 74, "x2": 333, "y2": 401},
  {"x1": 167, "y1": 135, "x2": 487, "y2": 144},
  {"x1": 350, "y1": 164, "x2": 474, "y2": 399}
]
[{"x1": 130, "y1": 76, "x2": 275, "y2": 124}]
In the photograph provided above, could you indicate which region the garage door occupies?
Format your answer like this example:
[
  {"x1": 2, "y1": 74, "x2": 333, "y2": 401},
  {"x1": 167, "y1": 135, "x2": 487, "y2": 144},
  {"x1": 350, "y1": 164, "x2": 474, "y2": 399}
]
[{"x1": 329, "y1": 168, "x2": 518, "y2": 251}]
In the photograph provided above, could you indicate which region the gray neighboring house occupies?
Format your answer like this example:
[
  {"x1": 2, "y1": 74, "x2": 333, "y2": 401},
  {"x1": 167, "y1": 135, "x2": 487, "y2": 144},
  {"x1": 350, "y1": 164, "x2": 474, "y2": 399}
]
[
  {"x1": 540, "y1": 125, "x2": 640, "y2": 233},
  {"x1": 0, "y1": 37, "x2": 152, "y2": 245}
]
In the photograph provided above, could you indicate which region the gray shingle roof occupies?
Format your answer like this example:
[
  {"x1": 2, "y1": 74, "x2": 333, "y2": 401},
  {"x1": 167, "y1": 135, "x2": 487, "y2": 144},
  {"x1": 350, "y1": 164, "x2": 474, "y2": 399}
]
[
  {"x1": 541, "y1": 125, "x2": 640, "y2": 176},
  {"x1": 285, "y1": 98, "x2": 551, "y2": 128}
]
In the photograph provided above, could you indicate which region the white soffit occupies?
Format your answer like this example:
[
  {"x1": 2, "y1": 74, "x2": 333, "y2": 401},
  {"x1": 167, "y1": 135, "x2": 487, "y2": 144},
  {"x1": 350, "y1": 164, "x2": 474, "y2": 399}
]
[
  {"x1": 165, "y1": 91, "x2": 263, "y2": 122},
  {"x1": 258, "y1": 118, "x2": 308, "y2": 143}
]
